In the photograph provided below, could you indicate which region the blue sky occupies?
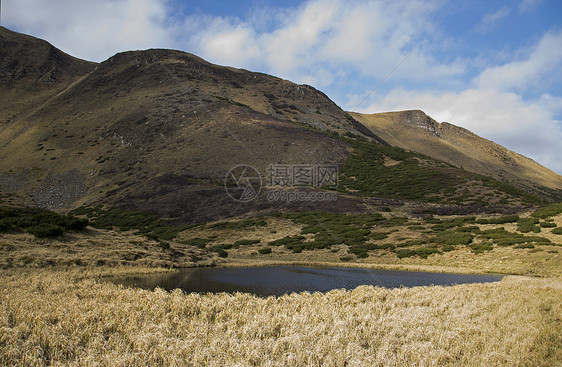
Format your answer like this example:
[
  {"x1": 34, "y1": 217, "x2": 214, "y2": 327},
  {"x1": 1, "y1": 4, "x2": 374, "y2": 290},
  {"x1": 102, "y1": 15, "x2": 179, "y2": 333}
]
[{"x1": 3, "y1": 0, "x2": 562, "y2": 174}]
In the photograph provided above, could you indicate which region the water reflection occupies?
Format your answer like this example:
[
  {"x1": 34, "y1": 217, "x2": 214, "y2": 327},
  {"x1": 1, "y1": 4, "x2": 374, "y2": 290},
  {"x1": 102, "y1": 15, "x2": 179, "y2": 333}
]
[
  {"x1": 110, "y1": 266, "x2": 503, "y2": 297},
  {"x1": 112, "y1": 266, "x2": 502, "y2": 296}
]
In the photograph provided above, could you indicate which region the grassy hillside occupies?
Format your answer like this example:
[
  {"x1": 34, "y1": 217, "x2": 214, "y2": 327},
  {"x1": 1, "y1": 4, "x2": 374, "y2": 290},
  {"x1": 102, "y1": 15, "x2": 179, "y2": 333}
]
[
  {"x1": 338, "y1": 139, "x2": 543, "y2": 206},
  {"x1": 351, "y1": 110, "x2": 562, "y2": 196}
]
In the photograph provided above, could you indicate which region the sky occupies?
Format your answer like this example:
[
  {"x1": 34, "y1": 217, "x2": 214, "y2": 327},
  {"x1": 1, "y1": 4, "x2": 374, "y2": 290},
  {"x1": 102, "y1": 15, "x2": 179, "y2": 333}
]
[{"x1": 2, "y1": 0, "x2": 562, "y2": 174}]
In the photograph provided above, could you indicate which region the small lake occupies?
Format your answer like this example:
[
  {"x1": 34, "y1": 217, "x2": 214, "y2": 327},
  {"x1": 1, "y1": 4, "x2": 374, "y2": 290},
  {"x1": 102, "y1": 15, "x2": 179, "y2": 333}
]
[{"x1": 110, "y1": 266, "x2": 503, "y2": 297}]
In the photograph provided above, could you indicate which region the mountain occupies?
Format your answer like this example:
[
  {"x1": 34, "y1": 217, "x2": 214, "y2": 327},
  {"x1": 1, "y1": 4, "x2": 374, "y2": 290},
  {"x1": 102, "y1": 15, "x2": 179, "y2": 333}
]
[
  {"x1": 0, "y1": 26, "x2": 560, "y2": 224},
  {"x1": 351, "y1": 110, "x2": 562, "y2": 194}
]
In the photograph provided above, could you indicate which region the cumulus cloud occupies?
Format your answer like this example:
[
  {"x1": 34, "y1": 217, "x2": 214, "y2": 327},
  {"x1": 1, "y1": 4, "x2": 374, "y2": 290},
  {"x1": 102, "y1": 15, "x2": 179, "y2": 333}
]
[
  {"x1": 3, "y1": 0, "x2": 175, "y2": 61},
  {"x1": 178, "y1": 0, "x2": 463, "y2": 88},
  {"x1": 477, "y1": 31, "x2": 562, "y2": 92},
  {"x1": 359, "y1": 31, "x2": 562, "y2": 173}
]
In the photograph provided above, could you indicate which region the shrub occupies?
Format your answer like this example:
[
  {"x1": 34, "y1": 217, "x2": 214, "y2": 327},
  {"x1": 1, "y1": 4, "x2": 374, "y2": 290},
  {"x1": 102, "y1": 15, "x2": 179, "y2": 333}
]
[
  {"x1": 0, "y1": 206, "x2": 88, "y2": 238},
  {"x1": 552, "y1": 228, "x2": 562, "y2": 235},
  {"x1": 268, "y1": 236, "x2": 304, "y2": 247},
  {"x1": 258, "y1": 248, "x2": 272, "y2": 254},
  {"x1": 395, "y1": 249, "x2": 415, "y2": 258},
  {"x1": 217, "y1": 249, "x2": 228, "y2": 258},
  {"x1": 27, "y1": 224, "x2": 64, "y2": 238},
  {"x1": 415, "y1": 247, "x2": 441, "y2": 259},
  {"x1": 514, "y1": 243, "x2": 535, "y2": 249},
  {"x1": 442, "y1": 245, "x2": 455, "y2": 252},
  {"x1": 470, "y1": 243, "x2": 493, "y2": 254},
  {"x1": 368, "y1": 232, "x2": 388, "y2": 241},
  {"x1": 539, "y1": 222, "x2": 556, "y2": 228},
  {"x1": 532, "y1": 203, "x2": 562, "y2": 218},
  {"x1": 208, "y1": 219, "x2": 267, "y2": 229},
  {"x1": 234, "y1": 239, "x2": 261, "y2": 247},
  {"x1": 476, "y1": 215, "x2": 519, "y2": 224},
  {"x1": 432, "y1": 231, "x2": 473, "y2": 246},
  {"x1": 517, "y1": 218, "x2": 540, "y2": 233}
]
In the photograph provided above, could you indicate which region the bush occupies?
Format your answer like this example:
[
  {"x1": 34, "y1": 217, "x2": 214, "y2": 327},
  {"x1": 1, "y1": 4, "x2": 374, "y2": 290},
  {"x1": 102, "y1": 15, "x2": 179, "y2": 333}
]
[
  {"x1": 0, "y1": 206, "x2": 88, "y2": 238},
  {"x1": 432, "y1": 231, "x2": 473, "y2": 246},
  {"x1": 517, "y1": 218, "x2": 540, "y2": 233},
  {"x1": 514, "y1": 243, "x2": 535, "y2": 249},
  {"x1": 442, "y1": 245, "x2": 455, "y2": 252},
  {"x1": 470, "y1": 243, "x2": 493, "y2": 254},
  {"x1": 539, "y1": 222, "x2": 556, "y2": 228},
  {"x1": 532, "y1": 203, "x2": 562, "y2": 219},
  {"x1": 234, "y1": 239, "x2": 261, "y2": 247},
  {"x1": 395, "y1": 249, "x2": 415, "y2": 258},
  {"x1": 217, "y1": 249, "x2": 228, "y2": 258},
  {"x1": 258, "y1": 248, "x2": 272, "y2": 254},
  {"x1": 208, "y1": 219, "x2": 267, "y2": 229},
  {"x1": 476, "y1": 215, "x2": 519, "y2": 224},
  {"x1": 552, "y1": 228, "x2": 562, "y2": 235},
  {"x1": 268, "y1": 236, "x2": 305, "y2": 247},
  {"x1": 27, "y1": 224, "x2": 64, "y2": 238}
]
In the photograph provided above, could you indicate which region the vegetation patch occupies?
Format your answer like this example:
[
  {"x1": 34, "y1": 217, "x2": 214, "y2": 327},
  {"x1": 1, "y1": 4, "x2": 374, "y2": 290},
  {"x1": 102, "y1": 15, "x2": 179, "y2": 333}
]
[
  {"x1": 432, "y1": 231, "x2": 473, "y2": 246},
  {"x1": 70, "y1": 206, "x2": 196, "y2": 241},
  {"x1": 179, "y1": 238, "x2": 212, "y2": 249},
  {"x1": 233, "y1": 239, "x2": 261, "y2": 247},
  {"x1": 338, "y1": 139, "x2": 540, "y2": 204},
  {"x1": 469, "y1": 243, "x2": 494, "y2": 254},
  {"x1": 517, "y1": 217, "x2": 541, "y2": 233},
  {"x1": 531, "y1": 202, "x2": 562, "y2": 219},
  {"x1": 475, "y1": 215, "x2": 519, "y2": 224},
  {"x1": 394, "y1": 247, "x2": 441, "y2": 259},
  {"x1": 207, "y1": 218, "x2": 267, "y2": 229},
  {"x1": 478, "y1": 228, "x2": 550, "y2": 246},
  {"x1": 0, "y1": 206, "x2": 88, "y2": 238}
]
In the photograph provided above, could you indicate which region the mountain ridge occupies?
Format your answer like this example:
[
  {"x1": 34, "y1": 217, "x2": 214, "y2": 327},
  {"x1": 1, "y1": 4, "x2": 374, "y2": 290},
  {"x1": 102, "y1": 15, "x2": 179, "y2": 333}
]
[{"x1": 0, "y1": 26, "x2": 560, "y2": 223}]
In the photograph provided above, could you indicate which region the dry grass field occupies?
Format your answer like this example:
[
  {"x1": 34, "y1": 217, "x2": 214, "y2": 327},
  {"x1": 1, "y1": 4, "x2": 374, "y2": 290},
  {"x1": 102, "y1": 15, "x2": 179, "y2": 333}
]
[
  {"x1": 0, "y1": 267, "x2": 560, "y2": 366},
  {"x1": 1, "y1": 208, "x2": 561, "y2": 366}
]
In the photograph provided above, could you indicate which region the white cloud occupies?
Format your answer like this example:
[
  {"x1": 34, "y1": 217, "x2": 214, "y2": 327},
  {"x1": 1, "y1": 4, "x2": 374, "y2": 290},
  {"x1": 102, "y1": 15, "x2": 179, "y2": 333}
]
[
  {"x1": 3, "y1": 0, "x2": 174, "y2": 61},
  {"x1": 178, "y1": 0, "x2": 463, "y2": 89},
  {"x1": 476, "y1": 7, "x2": 510, "y2": 33},
  {"x1": 358, "y1": 31, "x2": 562, "y2": 174},
  {"x1": 360, "y1": 87, "x2": 562, "y2": 173},
  {"x1": 477, "y1": 31, "x2": 562, "y2": 92}
]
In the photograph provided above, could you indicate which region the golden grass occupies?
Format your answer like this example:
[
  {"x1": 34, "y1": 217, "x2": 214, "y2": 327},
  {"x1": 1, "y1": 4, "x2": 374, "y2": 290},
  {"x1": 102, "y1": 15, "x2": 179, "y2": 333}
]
[
  {"x1": 0, "y1": 267, "x2": 560, "y2": 366},
  {"x1": 0, "y1": 228, "x2": 213, "y2": 269}
]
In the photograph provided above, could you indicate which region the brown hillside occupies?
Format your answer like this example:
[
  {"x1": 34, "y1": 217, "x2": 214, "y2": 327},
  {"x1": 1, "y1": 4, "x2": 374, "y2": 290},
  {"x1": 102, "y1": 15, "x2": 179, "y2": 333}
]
[
  {"x1": 0, "y1": 28, "x2": 380, "y2": 222},
  {"x1": 1, "y1": 27, "x2": 559, "y2": 224},
  {"x1": 351, "y1": 110, "x2": 562, "y2": 192}
]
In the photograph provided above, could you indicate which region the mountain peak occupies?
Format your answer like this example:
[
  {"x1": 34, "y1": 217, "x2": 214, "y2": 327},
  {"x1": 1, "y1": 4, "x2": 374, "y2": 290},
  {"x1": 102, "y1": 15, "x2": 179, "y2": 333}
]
[
  {"x1": 0, "y1": 26, "x2": 95, "y2": 87},
  {"x1": 397, "y1": 110, "x2": 440, "y2": 137}
]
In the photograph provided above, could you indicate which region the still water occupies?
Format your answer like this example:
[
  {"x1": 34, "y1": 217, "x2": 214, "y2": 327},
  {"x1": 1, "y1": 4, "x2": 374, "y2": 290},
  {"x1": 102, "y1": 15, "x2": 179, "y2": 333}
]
[{"x1": 110, "y1": 266, "x2": 503, "y2": 297}]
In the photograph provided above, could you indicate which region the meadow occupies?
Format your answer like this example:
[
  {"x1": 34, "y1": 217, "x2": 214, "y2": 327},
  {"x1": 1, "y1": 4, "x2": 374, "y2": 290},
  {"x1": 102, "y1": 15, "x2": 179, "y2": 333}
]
[
  {"x1": 0, "y1": 204, "x2": 561, "y2": 365},
  {"x1": 0, "y1": 267, "x2": 560, "y2": 366}
]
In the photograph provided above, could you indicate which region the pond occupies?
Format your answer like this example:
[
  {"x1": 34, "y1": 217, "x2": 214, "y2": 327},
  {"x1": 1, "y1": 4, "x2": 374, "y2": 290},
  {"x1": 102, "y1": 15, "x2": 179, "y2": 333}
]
[{"x1": 110, "y1": 266, "x2": 503, "y2": 297}]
